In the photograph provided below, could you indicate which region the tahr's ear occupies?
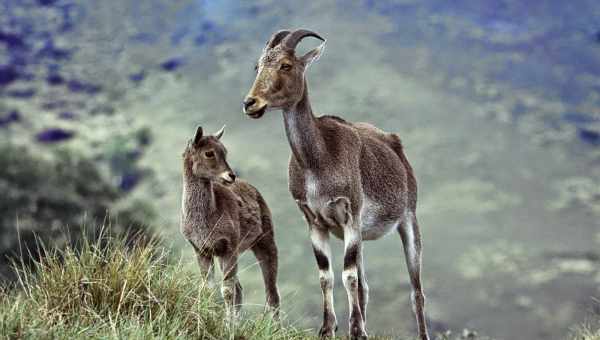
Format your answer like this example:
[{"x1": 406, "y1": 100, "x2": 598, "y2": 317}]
[
  {"x1": 301, "y1": 41, "x2": 326, "y2": 68},
  {"x1": 193, "y1": 126, "x2": 203, "y2": 145},
  {"x1": 214, "y1": 124, "x2": 226, "y2": 140}
]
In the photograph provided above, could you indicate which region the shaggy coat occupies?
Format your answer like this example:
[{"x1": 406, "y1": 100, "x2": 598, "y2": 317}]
[
  {"x1": 243, "y1": 29, "x2": 429, "y2": 340},
  {"x1": 181, "y1": 127, "x2": 280, "y2": 319}
]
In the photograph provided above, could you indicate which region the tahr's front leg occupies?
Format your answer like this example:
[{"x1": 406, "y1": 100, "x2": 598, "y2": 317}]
[
  {"x1": 189, "y1": 241, "x2": 215, "y2": 288},
  {"x1": 219, "y1": 252, "x2": 242, "y2": 322},
  {"x1": 325, "y1": 197, "x2": 367, "y2": 340},
  {"x1": 311, "y1": 226, "x2": 337, "y2": 338},
  {"x1": 297, "y1": 200, "x2": 337, "y2": 338}
]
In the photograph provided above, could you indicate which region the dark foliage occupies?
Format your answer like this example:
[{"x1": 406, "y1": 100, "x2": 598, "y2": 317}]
[
  {"x1": 0, "y1": 66, "x2": 19, "y2": 86},
  {"x1": 578, "y1": 128, "x2": 600, "y2": 146},
  {"x1": 35, "y1": 128, "x2": 75, "y2": 143},
  {"x1": 36, "y1": 39, "x2": 72, "y2": 60},
  {"x1": 66, "y1": 79, "x2": 101, "y2": 94},
  {"x1": 37, "y1": 0, "x2": 58, "y2": 6},
  {"x1": 46, "y1": 73, "x2": 65, "y2": 85},
  {"x1": 160, "y1": 58, "x2": 184, "y2": 72},
  {"x1": 58, "y1": 111, "x2": 76, "y2": 120},
  {"x1": 129, "y1": 70, "x2": 146, "y2": 83},
  {"x1": 6, "y1": 88, "x2": 36, "y2": 99},
  {"x1": 0, "y1": 111, "x2": 21, "y2": 127},
  {"x1": 0, "y1": 144, "x2": 156, "y2": 283},
  {"x1": 0, "y1": 31, "x2": 26, "y2": 49}
]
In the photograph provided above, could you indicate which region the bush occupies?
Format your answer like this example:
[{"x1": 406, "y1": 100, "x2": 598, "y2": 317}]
[{"x1": 0, "y1": 143, "x2": 155, "y2": 283}]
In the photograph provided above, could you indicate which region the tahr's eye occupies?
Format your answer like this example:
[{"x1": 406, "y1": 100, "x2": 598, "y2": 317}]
[
  {"x1": 280, "y1": 63, "x2": 292, "y2": 71},
  {"x1": 204, "y1": 151, "x2": 215, "y2": 158}
]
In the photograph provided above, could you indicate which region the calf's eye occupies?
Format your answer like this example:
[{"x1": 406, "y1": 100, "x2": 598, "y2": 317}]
[
  {"x1": 204, "y1": 151, "x2": 215, "y2": 158},
  {"x1": 280, "y1": 63, "x2": 292, "y2": 71}
]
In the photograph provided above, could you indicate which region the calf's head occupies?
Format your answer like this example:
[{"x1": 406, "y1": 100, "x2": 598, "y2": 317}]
[
  {"x1": 183, "y1": 125, "x2": 236, "y2": 184},
  {"x1": 243, "y1": 29, "x2": 326, "y2": 118}
]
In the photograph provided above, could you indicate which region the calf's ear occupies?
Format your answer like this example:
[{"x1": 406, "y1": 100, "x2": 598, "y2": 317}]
[{"x1": 194, "y1": 126, "x2": 203, "y2": 145}]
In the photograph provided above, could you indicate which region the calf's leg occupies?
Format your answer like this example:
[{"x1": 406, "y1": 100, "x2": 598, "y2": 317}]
[
  {"x1": 218, "y1": 251, "x2": 242, "y2": 321},
  {"x1": 252, "y1": 235, "x2": 281, "y2": 319}
]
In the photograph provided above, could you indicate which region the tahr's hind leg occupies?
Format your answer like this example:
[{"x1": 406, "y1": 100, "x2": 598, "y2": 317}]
[
  {"x1": 357, "y1": 254, "x2": 369, "y2": 324},
  {"x1": 397, "y1": 212, "x2": 430, "y2": 340},
  {"x1": 252, "y1": 234, "x2": 281, "y2": 319}
]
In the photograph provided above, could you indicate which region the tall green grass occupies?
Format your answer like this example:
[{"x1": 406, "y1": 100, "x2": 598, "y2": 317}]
[
  {"x1": 569, "y1": 301, "x2": 600, "y2": 340},
  {"x1": 0, "y1": 233, "x2": 308, "y2": 340},
  {"x1": 570, "y1": 323, "x2": 600, "y2": 340}
]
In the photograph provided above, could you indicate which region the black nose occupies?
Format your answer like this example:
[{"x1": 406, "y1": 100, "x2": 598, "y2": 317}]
[{"x1": 243, "y1": 97, "x2": 256, "y2": 111}]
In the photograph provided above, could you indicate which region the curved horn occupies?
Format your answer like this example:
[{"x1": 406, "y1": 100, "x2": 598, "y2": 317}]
[
  {"x1": 266, "y1": 29, "x2": 291, "y2": 49},
  {"x1": 282, "y1": 29, "x2": 325, "y2": 50}
]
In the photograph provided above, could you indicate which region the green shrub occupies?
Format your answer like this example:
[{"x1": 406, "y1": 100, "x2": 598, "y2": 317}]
[{"x1": 0, "y1": 143, "x2": 154, "y2": 283}]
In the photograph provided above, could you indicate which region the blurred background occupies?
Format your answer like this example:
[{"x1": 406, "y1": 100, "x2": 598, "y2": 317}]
[{"x1": 1, "y1": 1, "x2": 599, "y2": 339}]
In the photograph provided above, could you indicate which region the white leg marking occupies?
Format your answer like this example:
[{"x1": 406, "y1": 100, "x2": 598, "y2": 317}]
[
  {"x1": 320, "y1": 269, "x2": 335, "y2": 311},
  {"x1": 310, "y1": 228, "x2": 337, "y2": 333},
  {"x1": 342, "y1": 220, "x2": 367, "y2": 337},
  {"x1": 404, "y1": 212, "x2": 418, "y2": 269}
]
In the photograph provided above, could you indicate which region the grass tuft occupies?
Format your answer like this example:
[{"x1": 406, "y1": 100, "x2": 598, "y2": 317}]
[
  {"x1": 568, "y1": 300, "x2": 600, "y2": 340},
  {"x1": 0, "y1": 233, "x2": 309, "y2": 339}
]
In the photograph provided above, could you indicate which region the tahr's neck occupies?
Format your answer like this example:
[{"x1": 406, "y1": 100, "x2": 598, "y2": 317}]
[{"x1": 283, "y1": 83, "x2": 323, "y2": 168}]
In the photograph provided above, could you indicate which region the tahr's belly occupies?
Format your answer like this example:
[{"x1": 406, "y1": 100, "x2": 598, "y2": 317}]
[
  {"x1": 359, "y1": 195, "x2": 399, "y2": 240},
  {"x1": 304, "y1": 171, "x2": 398, "y2": 241}
]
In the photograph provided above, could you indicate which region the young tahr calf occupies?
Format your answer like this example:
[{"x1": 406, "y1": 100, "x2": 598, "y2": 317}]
[{"x1": 181, "y1": 125, "x2": 280, "y2": 320}]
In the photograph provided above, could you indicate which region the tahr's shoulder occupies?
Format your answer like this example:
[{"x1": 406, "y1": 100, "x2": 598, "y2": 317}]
[{"x1": 317, "y1": 114, "x2": 350, "y2": 126}]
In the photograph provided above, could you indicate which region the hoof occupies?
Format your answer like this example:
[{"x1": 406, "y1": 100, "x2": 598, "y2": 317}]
[
  {"x1": 264, "y1": 305, "x2": 280, "y2": 321},
  {"x1": 349, "y1": 332, "x2": 368, "y2": 340},
  {"x1": 350, "y1": 336, "x2": 368, "y2": 340},
  {"x1": 350, "y1": 322, "x2": 368, "y2": 340},
  {"x1": 318, "y1": 323, "x2": 337, "y2": 339}
]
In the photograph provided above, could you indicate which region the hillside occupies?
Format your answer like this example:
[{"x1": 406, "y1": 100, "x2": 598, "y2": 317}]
[
  {"x1": 1, "y1": 1, "x2": 598, "y2": 339},
  {"x1": 0, "y1": 232, "x2": 503, "y2": 340}
]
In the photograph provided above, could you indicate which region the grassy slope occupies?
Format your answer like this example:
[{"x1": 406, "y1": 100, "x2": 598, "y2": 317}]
[
  {"x1": 0, "y1": 230, "x2": 595, "y2": 339},
  {"x1": 3, "y1": 1, "x2": 598, "y2": 338},
  {"x1": 0, "y1": 234, "x2": 308, "y2": 340}
]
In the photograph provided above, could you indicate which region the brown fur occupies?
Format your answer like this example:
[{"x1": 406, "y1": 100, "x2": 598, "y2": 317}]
[
  {"x1": 243, "y1": 29, "x2": 429, "y2": 340},
  {"x1": 181, "y1": 126, "x2": 280, "y2": 319}
]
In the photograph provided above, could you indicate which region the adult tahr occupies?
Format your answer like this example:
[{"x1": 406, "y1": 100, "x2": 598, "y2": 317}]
[{"x1": 243, "y1": 29, "x2": 430, "y2": 340}]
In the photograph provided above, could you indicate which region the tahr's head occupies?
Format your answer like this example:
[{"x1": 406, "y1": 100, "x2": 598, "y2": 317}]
[
  {"x1": 243, "y1": 29, "x2": 326, "y2": 118},
  {"x1": 183, "y1": 125, "x2": 236, "y2": 185}
]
